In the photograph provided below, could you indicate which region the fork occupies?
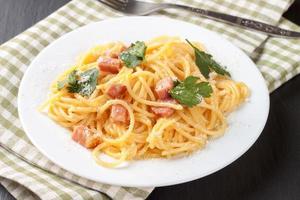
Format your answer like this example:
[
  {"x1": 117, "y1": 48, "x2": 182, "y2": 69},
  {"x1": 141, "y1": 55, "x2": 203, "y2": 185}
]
[{"x1": 98, "y1": 0, "x2": 300, "y2": 38}]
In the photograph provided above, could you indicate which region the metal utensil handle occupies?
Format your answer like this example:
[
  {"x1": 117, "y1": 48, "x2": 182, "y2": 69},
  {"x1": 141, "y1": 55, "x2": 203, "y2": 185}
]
[{"x1": 171, "y1": 4, "x2": 300, "y2": 38}]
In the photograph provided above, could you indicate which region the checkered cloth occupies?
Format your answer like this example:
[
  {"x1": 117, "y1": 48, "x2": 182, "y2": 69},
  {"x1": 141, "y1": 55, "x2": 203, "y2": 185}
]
[{"x1": 0, "y1": 0, "x2": 299, "y2": 199}]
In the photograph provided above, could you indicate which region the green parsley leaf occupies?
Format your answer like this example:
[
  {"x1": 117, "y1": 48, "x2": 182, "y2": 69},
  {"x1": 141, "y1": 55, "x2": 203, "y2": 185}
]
[
  {"x1": 67, "y1": 70, "x2": 78, "y2": 85},
  {"x1": 120, "y1": 41, "x2": 146, "y2": 68},
  {"x1": 169, "y1": 76, "x2": 213, "y2": 107},
  {"x1": 120, "y1": 53, "x2": 141, "y2": 68},
  {"x1": 186, "y1": 39, "x2": 230, "y2": 78},
  {"x1": 57, "y1": 70, "x2": 78, "y2": 91},
  {"x1": 58, "y1": 68, "x2": 99, "y2": 97},
  {"x1": 128, "y1": 41, "x2": 146, "y2": 58},
  {"x1": 209, "y1": 61, "x2": 231, "y2": 77},
  {"x1": 77, "y1": 68, "x2": 99, "y2": 96},
  {"x1": 57, "y1": 80, "x2": 66, "y2": 90},
  {"x1": 67, "y1": 81, "x2": 81, "y2": 93},
  {"x1": 196, "y1": 82, "x2": 213, "y2": 98}
]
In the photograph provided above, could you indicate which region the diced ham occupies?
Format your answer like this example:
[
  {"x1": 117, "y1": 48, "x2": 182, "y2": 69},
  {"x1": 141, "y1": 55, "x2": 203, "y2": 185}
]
[
  {"x1": 85, "y1": 135, "x2": 101, "y2": 149},
  {"x1": 150, "y1": 99, "x2": 177, "y2": 118},
  {"x1": 150, "y1": 106, "x2": 174, "y2": 117},
  {"x1": 110, "y1": 104, "x2": 129, "y2": 124},
  {"x1": 97, "y1": 57, "x2": 121, "y2": 74},
  {"x1": 72, "y1": 125, "x2": 100, "y2": 148},
  {"x1": 107, "y1": 84, "x2": 127, "y2": 99},
  {"x1": 155, "y1": 77, "x2": 174, "y2": 100}
]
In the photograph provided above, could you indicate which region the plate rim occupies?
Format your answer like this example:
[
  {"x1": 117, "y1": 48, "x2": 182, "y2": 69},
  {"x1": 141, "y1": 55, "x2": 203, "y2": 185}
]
[{"x1": 18, "y1": 16, "x2": 270, "y2": 187}]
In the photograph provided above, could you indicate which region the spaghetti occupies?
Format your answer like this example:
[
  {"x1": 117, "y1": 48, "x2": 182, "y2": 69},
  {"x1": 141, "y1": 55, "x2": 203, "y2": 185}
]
[{"x1": 40, "y1": 36, "x2": 249, "y2": 168}]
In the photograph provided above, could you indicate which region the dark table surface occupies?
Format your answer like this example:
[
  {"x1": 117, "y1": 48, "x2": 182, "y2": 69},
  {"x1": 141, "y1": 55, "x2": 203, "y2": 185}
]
[{"x1": 0, "y1": 0, "x2": 299, "y2": 200}]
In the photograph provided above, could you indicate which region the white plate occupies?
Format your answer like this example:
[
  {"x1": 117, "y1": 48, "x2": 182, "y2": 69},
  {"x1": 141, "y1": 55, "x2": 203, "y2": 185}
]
[{"x1": 18, "y1": 17, "x2": 269, "y2": 187}]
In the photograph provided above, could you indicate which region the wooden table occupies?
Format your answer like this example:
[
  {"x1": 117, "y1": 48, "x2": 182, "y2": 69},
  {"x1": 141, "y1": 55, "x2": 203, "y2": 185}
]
[{"x1": 0, "y1": 1, "x2": 299, "y2": 199}]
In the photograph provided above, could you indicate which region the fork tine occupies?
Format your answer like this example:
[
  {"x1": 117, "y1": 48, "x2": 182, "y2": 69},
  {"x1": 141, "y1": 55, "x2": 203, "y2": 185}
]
[
  {"x1": 108, "y1": 0, "x2": 126, "y2": 7},
  {"x1": 98, "y1": 0, "x2": 121, "y2": 10}
]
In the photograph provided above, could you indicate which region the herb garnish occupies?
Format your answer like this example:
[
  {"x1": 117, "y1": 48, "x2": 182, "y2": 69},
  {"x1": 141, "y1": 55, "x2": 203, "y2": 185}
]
[
  {"x1": 169, "y1": 76, "x2": 213, "y2": 107},
  {"x1": 57, "y1": 68, "x2": 99, "y2": 97},
  {"x1": 120, "y1": 41, "x2": 146, "y2": 68},
  {"x1": 57, "y1": 80, "x2": 66, "y2": 90},
  {"x1": 186, "y1": 39, "x2": 230, "y2": 78}
]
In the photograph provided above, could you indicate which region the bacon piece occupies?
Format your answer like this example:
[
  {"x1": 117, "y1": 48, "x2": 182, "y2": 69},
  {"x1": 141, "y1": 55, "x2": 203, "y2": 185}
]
[
  {"x1": 97, "y1": 57, "x2": 121, "y2": 74},
  {"x1": 155, "y1": 77, "x2": 174, "y2": 100},
  {"x1": 150, "y1": 99, "x2": 177, "y2": 118},
  {"x1": 107, "y1": 84, "x2": 127, "y2": 99},
  {"x1": 110, "y1": 104, "x2": 129, "y2": 124},
  {"x1": 72, "y1": 125, "x2": 100, "y2": 148},
  {"x1": 151, "y1": 106, "x2": 174, "y2": 117}
]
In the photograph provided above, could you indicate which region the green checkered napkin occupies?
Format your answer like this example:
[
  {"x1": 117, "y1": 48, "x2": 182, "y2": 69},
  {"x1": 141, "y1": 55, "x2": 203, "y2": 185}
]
[{"x1": 0, "y1": 0, "x2": 299, "y2": 199}]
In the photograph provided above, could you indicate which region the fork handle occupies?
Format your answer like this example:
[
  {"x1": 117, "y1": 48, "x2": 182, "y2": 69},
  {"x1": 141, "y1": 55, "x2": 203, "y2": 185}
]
[{"x1": 167, "y1": 4, "x2": 300, "y2": 38}]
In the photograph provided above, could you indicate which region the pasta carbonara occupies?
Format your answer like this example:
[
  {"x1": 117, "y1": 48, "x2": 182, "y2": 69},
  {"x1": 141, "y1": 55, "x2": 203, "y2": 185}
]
[{"x1": 40, "y1": 36, "x2": 249, "y2": 168}]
